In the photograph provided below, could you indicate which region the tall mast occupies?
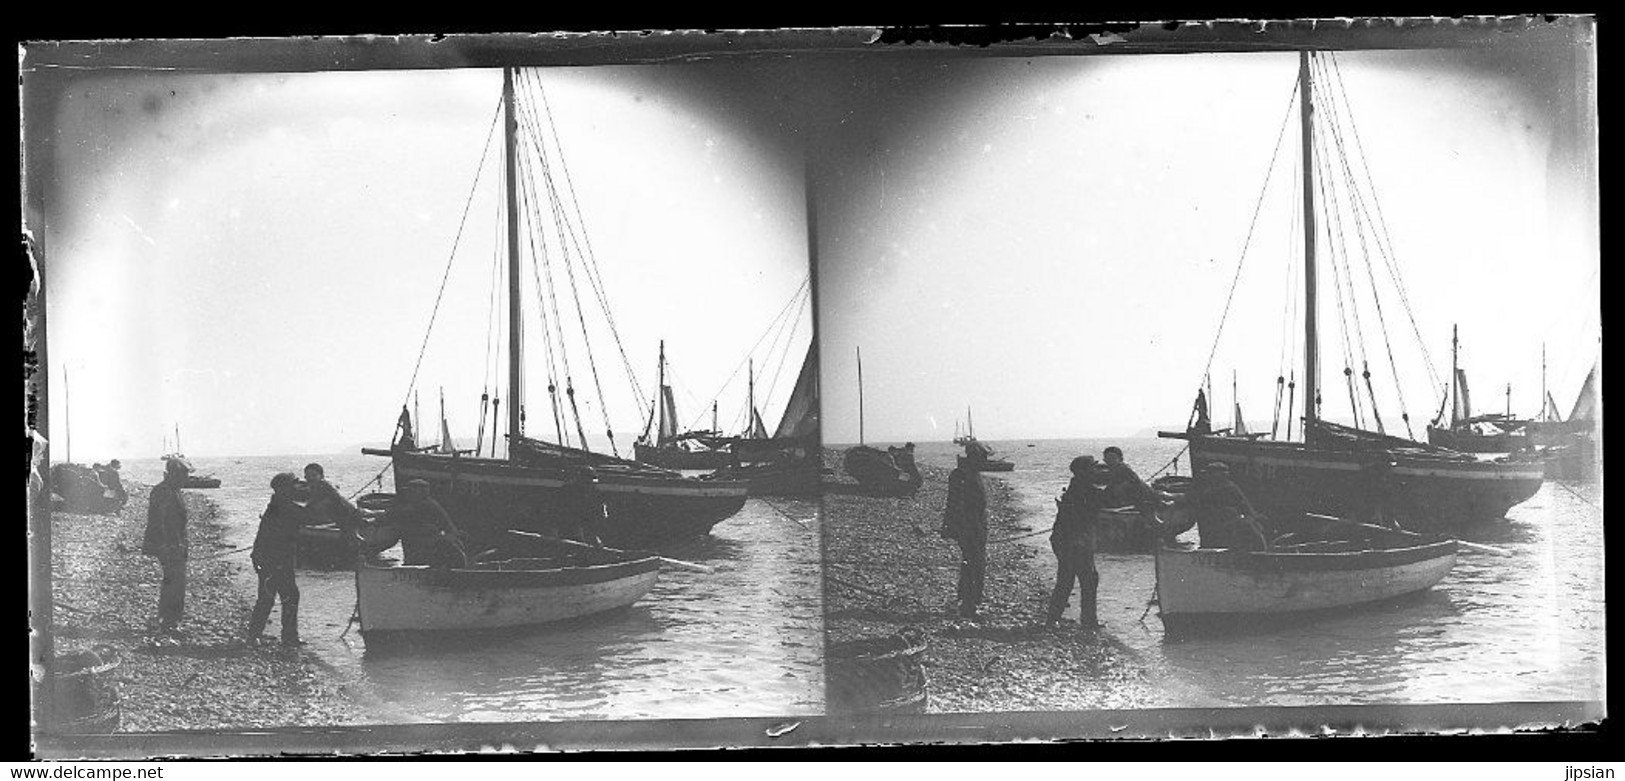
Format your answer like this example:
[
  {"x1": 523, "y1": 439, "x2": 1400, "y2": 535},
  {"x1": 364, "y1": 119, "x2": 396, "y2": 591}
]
[
  {"x1": 175, "y1": 423, "x2": 182, "y2": 456},
  {"x1": 503, "y1": 68, "x2": 524, "y2": 454},
  {"x1": 712, "y1": 400, "x2": 718, "y2": 433},
  {"x1": 1450, "y1": 324, "x2": 1459, "y2": 426},
  {"x1": 1299, "y1": 50, "x2": 1320, "y2": 425},
  {"x1": 856, "y1": 346, "x2": 865, "y2": 445},
  {"x1": 657, "y1": 339, "x2": 667, "y2": 442},
  {"x1": 967, "y1": 406, "x2": 974, "y2": 439},
  {"x1": 1541, "y1": 344, "x2": 1548, "y2": 421},
  {"x1": 747, "y1": 358, "x2": 756, "y2": 436}
]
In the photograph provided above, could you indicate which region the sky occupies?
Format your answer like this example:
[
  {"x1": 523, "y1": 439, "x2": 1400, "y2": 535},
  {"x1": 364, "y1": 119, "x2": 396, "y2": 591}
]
[
  {"x1": 808, "y1": 41, "x2": 1599, "y2": 444},
  {"x1": 27, "y1": 27, "x2": 1600, "y2": 457},
  {"x1": 32, "y1": 62, "x2": 811, "y2": 459}
]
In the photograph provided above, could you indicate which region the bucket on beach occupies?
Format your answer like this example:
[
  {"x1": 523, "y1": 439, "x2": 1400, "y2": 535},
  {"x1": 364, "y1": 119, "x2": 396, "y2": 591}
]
[{"x1": 50, "y1": 646, "x2": 122, "y2": 734}]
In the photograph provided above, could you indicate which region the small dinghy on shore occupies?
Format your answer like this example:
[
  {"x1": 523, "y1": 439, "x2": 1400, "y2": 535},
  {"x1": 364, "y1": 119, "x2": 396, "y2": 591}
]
[
  {"x1": 1154, "y1": 518, "x2": 1458, "y2": 634},
  {"x1": 355, "y1": 539, "x2": 661, "y2": 637}
]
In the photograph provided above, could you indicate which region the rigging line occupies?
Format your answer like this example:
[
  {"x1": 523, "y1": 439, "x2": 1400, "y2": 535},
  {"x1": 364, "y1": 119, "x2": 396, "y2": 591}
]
[
  {"x1": 1326, "y1": 55, "x2": 1443, "y2": 390},
  {"x1": 751, "y1": 284, "x2": 808, "y2": 425},
  {"x1": 1320, "y1": 81, "x2": 1410, "y2": 436},
  {"x1": 1311, "y1": 118, "x2": 1359, "y2": 423},
  {"x1": 689, "y1": 278, "x2": 813, "y2": 432},
  {"x1": 1194, "y1": 73, "x2": 1303, "y2": 392},
  {"x1": 399, "y1": 98, "x2": 504, "y2": 411},
  {"x1": 760, "y1": 294, "x2": 809, "y2": 422},
  {"x1": 527, "y1": 117, "x2": 621, "y2": 457},
  {"x1": 525, "y1": 72, "x2": 647, "y2": 408},
  {"x1": 516, "y1": 141, "x2": 575, "y2": 447}
]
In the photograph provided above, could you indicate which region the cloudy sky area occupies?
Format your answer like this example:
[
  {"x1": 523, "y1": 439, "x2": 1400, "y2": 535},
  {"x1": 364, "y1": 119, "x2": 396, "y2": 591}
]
[
  {"x1": 810, "y1": 42, "x2": 1599, "y2": 444},
  {"x1": 36, "y1": 63, "x2": 811, "y2": 459}
]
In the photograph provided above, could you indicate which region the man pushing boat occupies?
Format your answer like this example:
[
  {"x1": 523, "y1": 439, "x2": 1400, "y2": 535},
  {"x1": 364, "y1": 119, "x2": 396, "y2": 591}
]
[
  {"x1": 1155, "y1": 462, "x2": 1270, "y2": 551},
  {"x1": 384, "y1": 479, "x2": 468, "y2": 568}
]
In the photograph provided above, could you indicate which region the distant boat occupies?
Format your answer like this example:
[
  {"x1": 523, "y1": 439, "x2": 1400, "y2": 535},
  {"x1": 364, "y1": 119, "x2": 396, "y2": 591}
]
[
  {"x1": 1530, "y1": 358, "x2": 1599, "y2": 481},
  {"x1": 354, "y1": 539, "x2": 661, "y2": 637},
  {"x1": 162, "y1": 424, "x2": 221, "y2": 489},
  {"x1": 632, "y1": 341, "x2": 733, "y2": 470},
  {"x1": 1159, "y1": 51, "x2": 1543, "y2": 533},
  {"x1": 363, "y1": 67, "x2": 747, "y2": 550},
  {"x1": 953, "y1": 407, "x2": 1014, "y2": 473},
  {"x1": 1424, "y1": 326, "x2": 1533, "y2": 454},
  {"x1": 1155, "y1": 519, "x2": 1457, "y2": 635}
]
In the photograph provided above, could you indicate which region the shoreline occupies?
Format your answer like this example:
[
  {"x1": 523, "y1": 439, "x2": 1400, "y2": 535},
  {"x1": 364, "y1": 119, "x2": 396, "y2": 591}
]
[
  {"x1": 822, "y1": 449, "x2": 1169, "y2": 713},
  {"x1": 48, "y1": 482, "x2": 363, "y2": 735}
]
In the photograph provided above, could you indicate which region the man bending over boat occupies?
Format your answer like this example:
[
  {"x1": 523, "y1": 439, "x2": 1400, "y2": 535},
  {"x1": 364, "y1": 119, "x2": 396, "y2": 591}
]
[
  {"x1": 246, "y1": 472, "x2": 317, "y2": 646},
  {"x1": 1156, "y1": 461, "x2": 1270, "y2": 551},
  {"x1": 386, "y1": 479, "x2": 467, "y2": 568},
  {"x1": 303, "y1": 463, "x2": 362, "y2": 539},
  {"x1": 1047, "y1": 456, "x2": 1108, "y2": 629},
  {"x1": 939, "y1": 464, "x2": 988, "y2": 619},
  {"x1": 1100, "y1": 447, "x2": 1155, "y2": 512}
]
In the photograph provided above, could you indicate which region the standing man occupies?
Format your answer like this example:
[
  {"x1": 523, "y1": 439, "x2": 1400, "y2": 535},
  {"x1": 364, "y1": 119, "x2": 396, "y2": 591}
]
[
  {"x1": 559, "y1": 468, "x2": 605, "y2": 546},
  {"x1": 143, "y1": 457, "x2": 192, "y2": 635},
  {"x1": 939, "y1": 464, "x2": 988, "y2": 619},
  {"x1": 385, "y1": 479, "x2": 467, "y2": 568},
  {"x1": 1047, "y1": 456, "x2": 1108, "y2": 629},
  {"x1": 246, "y1": 472, "x2": 314, "y2": 646}
]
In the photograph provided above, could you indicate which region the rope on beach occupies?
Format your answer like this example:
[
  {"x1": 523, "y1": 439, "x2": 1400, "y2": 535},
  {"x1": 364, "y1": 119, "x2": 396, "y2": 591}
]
[
  {"x1": 987, "y1": 526, "x2": 1053, "y2": 546},
  {"x1": 756, "y1": 496, "x2": 812, "y2": 531},
  {"x1": 1552, "y1": 479, "x2": 1601, "y2": 511},
  {"x1": 192, "y1": 544, "x2": 254, "y2": 561},
  {"x1": 1137, "y1": 584, "x2": 1159, "y2": 626}
]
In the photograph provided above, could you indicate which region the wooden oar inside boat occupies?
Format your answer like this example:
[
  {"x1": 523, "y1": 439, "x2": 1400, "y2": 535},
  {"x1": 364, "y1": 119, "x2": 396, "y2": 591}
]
[
  {"x1": 505, "y1": 529, "x2": 716, "y2": 574},
  {"x1": 1302, "y1": 513, "x2": 1512, "y2": 557}
]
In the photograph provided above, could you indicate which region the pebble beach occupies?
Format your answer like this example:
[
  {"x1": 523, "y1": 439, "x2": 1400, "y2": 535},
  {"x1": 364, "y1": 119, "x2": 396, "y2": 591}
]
[{"x1": 821, "y1": 449, "x2": 1170, "y2": 713}]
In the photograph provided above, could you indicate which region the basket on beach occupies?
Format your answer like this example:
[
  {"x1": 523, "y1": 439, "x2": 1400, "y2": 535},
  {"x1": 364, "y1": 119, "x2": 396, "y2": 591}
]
[
  {"x1": 826, "y1": 627, "x2": 929, "y2": 714},
  {"x1": 51, "y1": 647, "x2": 122, "y2": 734}
]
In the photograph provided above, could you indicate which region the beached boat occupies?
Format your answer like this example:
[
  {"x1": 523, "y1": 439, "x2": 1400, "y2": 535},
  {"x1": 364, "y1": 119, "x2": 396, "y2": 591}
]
[
  {"x1": 1160, "y1": 52, "x2": 1544, "y2": 533},
  {"x1": 1425, "y1": 327, "x2": 1535, "y2": 453},
  {"x1": 839, "y1": 347, "x2": 923, "y2": 494},
  {"x1": 1155, "y1": 521, "x2": 1458, "y2": 634},
  {"x1": 364, "y1": 67, "x2": 747, "y2": 550},
  {"x1": 355, "y1": 540, "x2": 661, "y2": 636},
  {"x1": 1530, "y1": 358, "x2": 1599, "y2": 481},
  {"x1": 707, "y1": 342, "x2": 824, "y2": 496},
  {"x1": 826, "y1": 627, "x2": 929, "y2": 714}
]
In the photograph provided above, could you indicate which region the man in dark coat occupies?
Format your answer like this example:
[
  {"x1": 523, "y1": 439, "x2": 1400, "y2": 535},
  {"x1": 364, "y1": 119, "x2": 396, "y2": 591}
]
[
  {"x1": 303, "y1": 462, "x2": 361, "y2": 537},
  {"x1": 559, "y1": 468, "x2": 605, "y2": 546},
  {"x1": 1101, "y1": 447, "x2": 1155, "y2": 510},
  {"x1": 939, "y1": 465, "x2": 988, "y2": 619},
  {"x1": 247, "y1": 472, "x2": 316, "y2": 646},
  {"x1": 386, "y1": 479, "x2": 467, "y2": 568},
  {"x1": 1047, "y1": 455, "x2": 1108, "y2": 629},
  {"x1": 101, "y1": 459, "x2": 128, "y2": 508},
  {"x1": 143, "y1": 457, "x2": 192, "y2": 634},
  {"x1": 1158, "y1": 461, "x2": 1270, "y2": 551}
]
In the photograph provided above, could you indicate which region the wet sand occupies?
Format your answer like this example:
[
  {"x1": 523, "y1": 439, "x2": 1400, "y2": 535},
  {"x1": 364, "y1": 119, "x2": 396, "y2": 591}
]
[
  {"x1": 822, "y1": 450, "x2": 1168, "y2": 713},
  {"x1": 49, "y1": 483, "x2": 363, "y2": 733}
]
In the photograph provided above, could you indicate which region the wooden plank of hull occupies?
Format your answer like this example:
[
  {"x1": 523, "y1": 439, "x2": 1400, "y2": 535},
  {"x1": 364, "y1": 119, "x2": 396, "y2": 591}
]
[
  {"x1": 1155, "y1": 541, "x2": 1456, "y2": 620},
  {"x1": 1182, "y1": 436, "x2": 1544, "y2": 531},
  {"x1": 727, "y1": 461, "x2": 823, "y2": 497},
  {"x1": 388, "y1": 451, "x2": 748, "y2": 548},
  {"x1": 356, "y1": 559, "x2": 661, "y2": 634},
  {"x1": 1426, "y1": 425, "x2": 1526, "y2": 454}
]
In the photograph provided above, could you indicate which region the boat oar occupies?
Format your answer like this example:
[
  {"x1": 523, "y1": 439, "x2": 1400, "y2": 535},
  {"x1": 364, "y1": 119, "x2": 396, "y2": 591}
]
[
  {"x1": 505, "y1": 530, "x2": 716, "y2": 574},
  {"x1": 1452, "y1": 539, "x2": 1513, "y2": 557}
]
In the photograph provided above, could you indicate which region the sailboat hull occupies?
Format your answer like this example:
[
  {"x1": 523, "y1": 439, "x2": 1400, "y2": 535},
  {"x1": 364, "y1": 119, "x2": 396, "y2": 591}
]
[
  {"x1": 1425, "y1": 424, "x2": 1530, "y2": 454},
  {"x1": 1172, "y1": 434, "x2": 1545, "y2": 532},
  {"x1": 384, "y1": 449, "x2": 749, "y2": 549},
  {"x1": 633, "y1": 442, "x2": 733, "y2": 470}
]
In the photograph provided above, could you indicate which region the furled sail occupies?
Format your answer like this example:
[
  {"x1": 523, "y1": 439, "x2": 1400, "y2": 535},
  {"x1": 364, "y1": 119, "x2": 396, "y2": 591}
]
[
  {"x1": 1233, "y1": 403, "x2": 1249, "y2": 436},
  {"x1": 1544, "y1": 392, "x2": 1565, "y2": 423},
  {"x1": 747, "y1": 407, "x2": 769, "y2": 440},
  {"x1": 658, "y1": 385, "x2": 680, "y2": 445},
  {"x1": 1452, "y1": 368, "x2": 1473, "y2": 424}
]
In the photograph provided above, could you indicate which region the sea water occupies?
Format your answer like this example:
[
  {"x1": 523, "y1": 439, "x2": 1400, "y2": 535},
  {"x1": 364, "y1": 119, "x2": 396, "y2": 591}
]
[{"x1": 119, "y1": 453, "x2": 823, "y2": 723}]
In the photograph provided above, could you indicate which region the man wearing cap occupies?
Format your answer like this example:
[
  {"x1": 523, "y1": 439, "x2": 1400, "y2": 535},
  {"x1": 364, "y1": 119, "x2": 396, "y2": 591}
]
[
  {"x1": 1100, "y1": 447, "x2": 1155, "y2": 511},
  {"x1": 939, "y1": 463, "x2": 988, "y2": 619},
  {"x1": 247, "y1": 472, "x2": 316, "y2": 646},
  {"x1": 1047, "y1": 455, "x2": 1109, "y2": 629},
  {"x1": 303, "y1": 463, "x2": 362, "y2": 542},
  {"x1": 101, "y1": 459, "x2": 129, "y2": 508},
  {"x1": 386, "y1": 479, "x2": 467, "y2": 568},
  {"x1": 1158, "y1": 461, "x2": 1269, "y2": 551},
  {"x1": 143, "y1": 457, "x2": 193, "y2": 634}
]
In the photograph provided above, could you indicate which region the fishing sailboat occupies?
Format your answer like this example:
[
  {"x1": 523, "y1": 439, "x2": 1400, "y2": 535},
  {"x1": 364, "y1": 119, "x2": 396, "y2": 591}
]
[
  {"x1": 632, "y1": 342, "x2": 733, "y2": 470},
  {"x1": 363, "y1": 68, "x2": 747, "y2": 550},
  {"x1": 953, "y1": 407, "x2": 1013, "y2": 472},
  {"x1": 841, "y1": 347, "x2": 922, "y2": 494},
  {"x1": 708, "y1": 341, "x2": 824, "y2": 496},
  {"x1": 1531, "y1": 357, "x2": 1600, "y2": 481},
  {"x1": 162, "y1": 423, "x2": 221, "y2": 489},
  {"x1": 1425, "y1": 326, "x2": 1533, "y2": 453},
  {"x1": 1159, "y1": 51, "x2": 1544, "y2": 533}
]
